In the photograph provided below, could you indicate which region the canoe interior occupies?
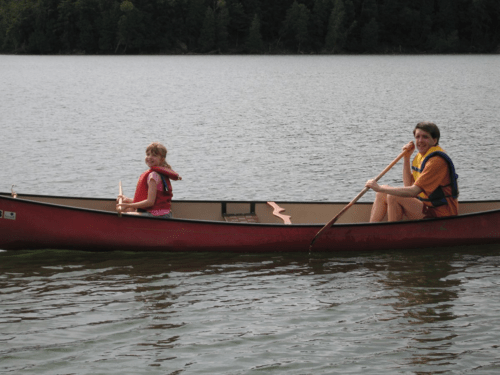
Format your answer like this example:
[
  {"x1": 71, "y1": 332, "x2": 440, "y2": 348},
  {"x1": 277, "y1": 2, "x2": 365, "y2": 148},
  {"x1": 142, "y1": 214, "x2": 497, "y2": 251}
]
[{"x1": 2, "y1": 192, "x2": 500, "y2": 225}]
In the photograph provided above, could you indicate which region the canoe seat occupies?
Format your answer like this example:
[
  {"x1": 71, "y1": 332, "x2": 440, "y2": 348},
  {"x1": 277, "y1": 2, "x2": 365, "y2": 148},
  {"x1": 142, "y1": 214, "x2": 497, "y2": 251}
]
[{"x1": 223, "y1": 213, "x2": 259, "y2": 223}]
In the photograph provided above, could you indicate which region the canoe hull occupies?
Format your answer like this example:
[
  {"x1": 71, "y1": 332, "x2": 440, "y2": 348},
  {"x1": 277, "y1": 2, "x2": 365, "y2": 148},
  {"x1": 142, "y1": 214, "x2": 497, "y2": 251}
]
[{"x1": 1, "y1": 194, "x2": 499, "y2": 252}]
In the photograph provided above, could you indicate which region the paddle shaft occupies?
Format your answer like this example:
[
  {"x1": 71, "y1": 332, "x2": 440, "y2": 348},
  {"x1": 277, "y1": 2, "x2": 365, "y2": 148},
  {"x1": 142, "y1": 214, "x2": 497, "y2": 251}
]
[
  {"x1": 309, "y1": 149, "x2": 408, "y2": 251},
  {"x1": 118, "y1": 181, "x2": 123, "y2": 217}
]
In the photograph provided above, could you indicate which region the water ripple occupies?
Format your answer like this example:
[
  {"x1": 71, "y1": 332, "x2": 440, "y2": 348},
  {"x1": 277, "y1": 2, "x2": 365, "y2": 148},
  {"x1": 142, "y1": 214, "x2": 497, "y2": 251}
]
[
  {"x1": 1, "y1": 248, "x2": 500, "y2": 374},
  {"x1": 1, "y1": 55, "x2": 499, "y2": 201}
]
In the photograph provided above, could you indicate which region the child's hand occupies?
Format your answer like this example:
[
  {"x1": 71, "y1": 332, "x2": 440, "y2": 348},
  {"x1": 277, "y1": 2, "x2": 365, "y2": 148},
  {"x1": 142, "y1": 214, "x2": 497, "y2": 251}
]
[
  {"x1": 116, "y1": 202, "x2": 130, "y2": 212},
  {"x1": 116, "y1": 195, "x2": 131, "y2": 212}
]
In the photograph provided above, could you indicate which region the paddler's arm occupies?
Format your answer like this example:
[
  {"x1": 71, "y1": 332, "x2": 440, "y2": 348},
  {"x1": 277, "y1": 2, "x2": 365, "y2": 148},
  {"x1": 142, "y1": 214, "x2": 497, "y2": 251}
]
[
  {"x1": 365, "y1": 180, "x2": 423, "y2": 198},
  {"x1": 117, "y1": 180, "x2": 158, "y2": 212},
  {"x1": 402, "y1": 141, "x2": 415, "y2": 187},
  {"x1": 117, "y1": 195, "x2": 133, "y2": 203}
]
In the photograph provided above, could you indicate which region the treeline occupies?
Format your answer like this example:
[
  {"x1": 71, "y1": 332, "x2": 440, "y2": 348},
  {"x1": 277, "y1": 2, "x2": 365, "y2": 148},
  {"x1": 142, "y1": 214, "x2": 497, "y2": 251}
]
[{"x1": 1, "y1": 0, "x2": 499, "y2": 55}]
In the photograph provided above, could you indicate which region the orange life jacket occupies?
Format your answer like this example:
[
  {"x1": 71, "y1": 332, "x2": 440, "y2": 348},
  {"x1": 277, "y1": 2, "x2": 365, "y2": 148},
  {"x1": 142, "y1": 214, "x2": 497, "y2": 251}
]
[{"x1": 411, "y1": 146, "x2": 459, "y2": 208}]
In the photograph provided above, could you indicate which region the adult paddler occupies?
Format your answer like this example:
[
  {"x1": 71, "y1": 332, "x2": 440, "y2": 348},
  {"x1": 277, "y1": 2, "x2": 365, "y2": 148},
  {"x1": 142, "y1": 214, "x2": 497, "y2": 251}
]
[{"x1": 365, "y1": 121, "x2": 459, "y2": 222}]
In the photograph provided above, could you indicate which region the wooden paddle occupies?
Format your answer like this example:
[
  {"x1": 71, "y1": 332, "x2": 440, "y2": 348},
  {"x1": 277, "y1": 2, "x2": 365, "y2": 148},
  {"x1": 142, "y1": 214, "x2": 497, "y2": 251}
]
[
  {"x1": 309, "y1": 149, "x2": 408, "y2": 252},
  {"x1": 118, "y1": 180, "x2": 123, "y2": 217}
]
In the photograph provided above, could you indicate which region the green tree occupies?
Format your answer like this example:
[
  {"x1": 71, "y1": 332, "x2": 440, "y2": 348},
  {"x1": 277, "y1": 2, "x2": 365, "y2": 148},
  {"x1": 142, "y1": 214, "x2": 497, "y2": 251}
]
[
  {"x1": 281, "y1": 0, "x2": 311, "y2": 53},
  {"x1": 0, "y1": 0, "x2": 5, "y2": 51},
  {"x1": 98, "y1": 0, "x2": 120, "y2": 53},
  {"x1": 245, "y1": 13, "x2": 264, "y2": 53},
  {"x1": 0, "y1": 0, "x2": 32, "y2": 52},
  {"x1": 1, "y1": 0, "x2": 500, "y2": 55},
  {"x1": 199, "y1": 7, "x2": 216, "y2": 52},
  {"x1": 310, "y1": 0, "x2": 331, "y2": 51},
  {"x1": 414, "y1": 0, "x2": 434, "y2": 50},
  {"x1": 342, "y1": 0, "x2": 358, "y2": 52},
  {"x1": 379, "y1": 0, "x2": 409, "y2": 50},
  {"x1": 325, "y1": 0, "x2": 346, "y2": 53},
  {"x1": 429, "y1": 0, "x2": 459, "y2": 52},
  {"x1": 436, "y1": 0, "x2": 457, "y2": 35},
  {"x1": 186, "y1": 0, "x2": 206, "y2": 49},
  {"x1": 361, "y1": 17, "x2": 378, "y2": 52},
  {"x1": 28, "y1": 0, "x2": 58, "y2": 53},
  {"x1": 76, "y1": 0, "x2": 101, "y2": 53},
  {"x1": 227, "y1": 1, "x2": 248, "y2": 48},
  {"x1": 58, "y1": 0, "x2": 79, "y2": 52},
  {"x1": 469, "y1": 0, "x2": 492, "y2": 51},
  {"x1": 260, "y1": 0, "x2": 293, "y2": 44},
  {"x1": 216, "y1": 0, "x2": 230, "y2": 52},
  {"x1": 360, "y1": 0, "x2": 377, "y2": 26},
  {"x1": 116, "y1": 1, "x2": 145, "y2": 53}
]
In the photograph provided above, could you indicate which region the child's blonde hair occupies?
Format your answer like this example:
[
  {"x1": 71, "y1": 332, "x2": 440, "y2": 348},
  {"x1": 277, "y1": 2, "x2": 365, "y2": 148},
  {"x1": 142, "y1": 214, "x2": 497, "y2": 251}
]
[{"x1": 146, "y1": 142, "x2": 172, "y2": 169}]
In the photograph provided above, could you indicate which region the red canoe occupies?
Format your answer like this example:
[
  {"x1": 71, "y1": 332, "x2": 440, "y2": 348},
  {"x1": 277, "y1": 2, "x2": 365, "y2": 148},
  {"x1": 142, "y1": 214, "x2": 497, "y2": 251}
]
[{"x1": 1, "y1": 192, "x2": 499, "y2": 252}]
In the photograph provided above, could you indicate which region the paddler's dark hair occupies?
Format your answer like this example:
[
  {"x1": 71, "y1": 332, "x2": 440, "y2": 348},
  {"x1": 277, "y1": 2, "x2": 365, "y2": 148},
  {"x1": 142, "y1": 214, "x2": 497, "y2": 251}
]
[{"x1": 414, "y1": 122, "x2": 440, "y2": 145}]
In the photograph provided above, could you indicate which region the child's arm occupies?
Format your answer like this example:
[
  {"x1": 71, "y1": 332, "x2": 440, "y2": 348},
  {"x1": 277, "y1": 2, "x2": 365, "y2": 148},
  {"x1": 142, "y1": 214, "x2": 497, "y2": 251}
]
[
  {"x1": 117, "y1": 195, "x2": 134, "y2": 203},
  {"x1": 117, "y1": 180, "x2": 158, "y2": 212}
]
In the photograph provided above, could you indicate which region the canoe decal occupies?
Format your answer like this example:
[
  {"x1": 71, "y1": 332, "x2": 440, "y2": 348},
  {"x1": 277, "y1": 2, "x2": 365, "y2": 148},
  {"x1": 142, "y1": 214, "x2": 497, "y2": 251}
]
[{"x1": 3, "y1": 211, "x2": 16, "y2": 220}]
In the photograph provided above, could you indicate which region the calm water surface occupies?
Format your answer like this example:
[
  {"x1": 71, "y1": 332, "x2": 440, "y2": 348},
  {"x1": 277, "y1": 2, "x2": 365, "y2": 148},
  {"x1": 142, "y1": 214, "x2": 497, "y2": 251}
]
[
  {"x1": 1, "y1": 55, "x2": 499, "y2": 201},
  {"x1": 1, "y1": 55, "x2": 500, "y2": 374},
  {"x1": 1, "y1": 248, "x2": 500, "y2": 374}
]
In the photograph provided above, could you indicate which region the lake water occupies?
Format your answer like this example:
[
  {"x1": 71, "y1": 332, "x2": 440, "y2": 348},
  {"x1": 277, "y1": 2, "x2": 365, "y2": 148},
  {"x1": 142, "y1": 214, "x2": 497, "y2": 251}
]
[
  {"x1": 1, "y1": 55, "x2": 500, "y2": 201},
  {"x1": 1, "y1": 55, "x2": 500, "y2": 374},
  {"x1": 2, "y1": 248, "x2": 500, "y2": 374}
]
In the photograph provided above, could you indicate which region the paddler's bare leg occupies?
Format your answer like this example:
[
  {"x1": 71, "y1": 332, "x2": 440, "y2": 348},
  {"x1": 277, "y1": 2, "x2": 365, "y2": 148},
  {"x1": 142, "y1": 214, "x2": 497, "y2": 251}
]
[
  {"x1": 386, "y1": 195, "x2": 425, "y2": 222},
  {"x1": 370, "y1": 190, "x2": 389, "y2": 222},
  {"x1": 370, "y1": 189, "x2": 425, "y2": 222}
]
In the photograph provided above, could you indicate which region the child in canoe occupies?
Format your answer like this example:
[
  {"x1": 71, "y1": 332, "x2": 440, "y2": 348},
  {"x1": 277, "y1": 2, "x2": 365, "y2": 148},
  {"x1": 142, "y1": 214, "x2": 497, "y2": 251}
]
[{"x1": 116, "y1": 142, "x2": 182, "y2": 218}]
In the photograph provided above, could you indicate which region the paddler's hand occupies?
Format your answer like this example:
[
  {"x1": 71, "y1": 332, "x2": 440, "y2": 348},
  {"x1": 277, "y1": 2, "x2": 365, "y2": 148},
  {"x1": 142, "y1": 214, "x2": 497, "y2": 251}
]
[
  {"x1": 116, "y1": 202, "x2": 130, "y2": 212},
  {"x1": 365, "y1": 179, "x2": 381, "y2": 192},
  {"x1": 116, "y1": 194, "x2": 132, "y2": 212},
  {"x1": 402, "y1": 141, "x2": 415, "y2": 157},
  {"x1": 117, "y1": 195, "x2": 132, "y2": 203}
]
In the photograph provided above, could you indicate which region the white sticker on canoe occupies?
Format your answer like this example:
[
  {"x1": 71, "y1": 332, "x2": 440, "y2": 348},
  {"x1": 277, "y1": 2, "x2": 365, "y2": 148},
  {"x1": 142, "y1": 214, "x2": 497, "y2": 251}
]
[{"x1": 4, "y1": 211, "x2": 16, "y2": 220}]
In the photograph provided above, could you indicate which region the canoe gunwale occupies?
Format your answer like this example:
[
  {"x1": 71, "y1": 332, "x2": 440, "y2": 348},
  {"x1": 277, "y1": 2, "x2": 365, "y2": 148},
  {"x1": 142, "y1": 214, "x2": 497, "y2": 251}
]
[
  {"x1": 2, "y1": 192, "x2": 500, "y2": 228},
  {"x1": 4, "y1": 191, "x2": 500, "y2": 205}
]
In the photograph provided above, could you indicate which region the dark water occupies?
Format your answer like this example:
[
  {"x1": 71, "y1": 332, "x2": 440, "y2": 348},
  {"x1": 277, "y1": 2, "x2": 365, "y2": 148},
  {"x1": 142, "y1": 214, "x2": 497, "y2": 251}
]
[{"x1": 2, "y1": 247, "x2": 500, "y2": 374}]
